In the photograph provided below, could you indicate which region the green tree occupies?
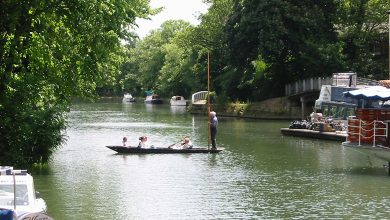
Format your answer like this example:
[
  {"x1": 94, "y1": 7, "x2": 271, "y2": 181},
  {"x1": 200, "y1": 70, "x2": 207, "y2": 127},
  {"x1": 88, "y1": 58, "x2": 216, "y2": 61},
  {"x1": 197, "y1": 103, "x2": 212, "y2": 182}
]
[
  {"x1": 182, "y1": 0, "x2": 234, "y2": 98},
  {"x1": 127, "y1": 20, "x2": 193, "y2": 96},
  {"x1": 336, "y1": 0, "x2": 390, "y2": 79},
  {"x1": 224, "y1": 0, "x2": 344, "y2": 100},
  {"x1": 0, "y1": 0, "x2": 151, "y2": 166}
]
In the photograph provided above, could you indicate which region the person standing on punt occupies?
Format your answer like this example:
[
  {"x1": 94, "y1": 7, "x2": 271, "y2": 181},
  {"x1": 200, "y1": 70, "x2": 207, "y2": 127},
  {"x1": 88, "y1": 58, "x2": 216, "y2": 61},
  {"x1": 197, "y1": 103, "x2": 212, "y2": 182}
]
[{"x1": 209, "y1": 111, "x2": 218, "y2": 149}]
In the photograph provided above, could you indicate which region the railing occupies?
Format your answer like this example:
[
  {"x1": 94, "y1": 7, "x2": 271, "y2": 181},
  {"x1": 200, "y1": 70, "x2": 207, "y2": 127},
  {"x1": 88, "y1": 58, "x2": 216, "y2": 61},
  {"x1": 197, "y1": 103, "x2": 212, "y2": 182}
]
[
  {"x1": 285, "y1": 77, "x2": 332, "y2": 96},
  {"x1": 285, "y1": 76, "x2": 378, "y2": 97},
  {"x1": 356, "y1": 77, "x2": 379, "y2": 86},
  {"x1": 192, "y1": 91, "x2": 208, "y2": 104},
  {"x1": 347, "y1": 117, "x2": 388, "y2": 146}
]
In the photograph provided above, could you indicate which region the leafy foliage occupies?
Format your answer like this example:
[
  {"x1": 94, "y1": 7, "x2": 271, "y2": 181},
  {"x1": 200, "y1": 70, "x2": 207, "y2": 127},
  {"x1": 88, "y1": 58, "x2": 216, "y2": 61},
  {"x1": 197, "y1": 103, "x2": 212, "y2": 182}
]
[
  {"x1": 0, "y1": 0, "x2": 151, "y2": 166},
  {"x1": 116, "y1": 0, "x2": 388, "y2": 102}
]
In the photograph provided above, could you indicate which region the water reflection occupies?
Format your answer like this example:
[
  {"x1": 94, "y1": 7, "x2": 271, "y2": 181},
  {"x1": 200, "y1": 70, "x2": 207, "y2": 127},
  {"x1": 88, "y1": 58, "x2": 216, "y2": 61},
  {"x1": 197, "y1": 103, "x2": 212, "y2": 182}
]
[{"x1": 170, "y1": 105, "x2": 187, "y2": 114}]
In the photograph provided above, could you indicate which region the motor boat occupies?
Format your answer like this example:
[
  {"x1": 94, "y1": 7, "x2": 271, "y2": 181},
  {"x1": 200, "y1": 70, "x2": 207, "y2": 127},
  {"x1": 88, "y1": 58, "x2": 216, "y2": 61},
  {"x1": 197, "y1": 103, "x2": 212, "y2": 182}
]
[
  {"x1": 169, "y1": 96, "x2": 188, "y2": 106},
  {"x1": 144, "y1": 94, "x2": 163, "y2": 104},
  {"x1": 122, "y1": 93, "x2": 135, "y2": 103},
  {"x1": 0, "y1": 166, "x2": 53, "y2": 220}
]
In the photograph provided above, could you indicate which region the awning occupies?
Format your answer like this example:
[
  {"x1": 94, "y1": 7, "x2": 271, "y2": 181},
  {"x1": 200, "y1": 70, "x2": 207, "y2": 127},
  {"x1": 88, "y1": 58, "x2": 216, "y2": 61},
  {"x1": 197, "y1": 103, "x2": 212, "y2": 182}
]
[{"x1": 343, "y1": 86, "x2": 390, "y2": 101}]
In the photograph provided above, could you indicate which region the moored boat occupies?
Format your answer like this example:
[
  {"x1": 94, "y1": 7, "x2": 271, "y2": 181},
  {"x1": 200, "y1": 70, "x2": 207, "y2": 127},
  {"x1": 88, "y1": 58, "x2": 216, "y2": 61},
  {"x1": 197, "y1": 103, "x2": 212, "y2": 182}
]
[
  {"x1": 144, "y1": 94, "x2": 163, "y2": 104},
  {"x1": 144, "y1": 91, "x2": 163, "y2": 104},
  {"x1": 170, "y1": 96, "x2": 187, "y2": 106},
  {"x1": 106, "y1": 146, "x2": 223, "y2": 154},
  {"x1": 282, "y1": 72, "x2": 378, "y2": 141},
  {"x1": 0, "y1": 166, "x2": 53, "y2": 220},
  {"x1": 122, "y1": 93, "x2": 135, "y2": 103},
  {"x1": 342, "y1": 85, "x2": 390, "y2": 163}
]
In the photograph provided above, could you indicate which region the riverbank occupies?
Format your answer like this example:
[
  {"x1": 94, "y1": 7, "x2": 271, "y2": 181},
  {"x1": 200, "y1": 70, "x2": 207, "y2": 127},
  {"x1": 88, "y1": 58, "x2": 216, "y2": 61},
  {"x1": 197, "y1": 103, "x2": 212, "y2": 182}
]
[{"x1": 190, "y1": 97, "x2": 301, "y2": 120}]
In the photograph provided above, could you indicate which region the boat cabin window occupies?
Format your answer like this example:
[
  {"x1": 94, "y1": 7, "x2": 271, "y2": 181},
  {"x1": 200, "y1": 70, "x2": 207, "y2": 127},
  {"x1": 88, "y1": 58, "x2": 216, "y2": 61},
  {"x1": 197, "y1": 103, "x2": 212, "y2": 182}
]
[
  {"x1": 0, "y1": 184, "x2": 29, "y2": 206},
  {"x1": 321, "y1": 103, "x2": 356, "y2": 120}
]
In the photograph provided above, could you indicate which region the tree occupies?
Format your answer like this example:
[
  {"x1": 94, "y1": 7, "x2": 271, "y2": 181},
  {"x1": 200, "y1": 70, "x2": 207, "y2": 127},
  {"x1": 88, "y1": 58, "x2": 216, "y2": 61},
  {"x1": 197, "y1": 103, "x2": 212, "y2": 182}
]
[
  {"x1": 125, "y1": 20, "x2": 193, "y2": 96},
  {"x1": 223, "y1": 0, "x2": 345, "y2": 100},
  {"x1": 336, "y1": 0, "x2": 390, "y2": 79},
  {"x1": 0, "y1": 0, "x2": 151, "y2": 166}
]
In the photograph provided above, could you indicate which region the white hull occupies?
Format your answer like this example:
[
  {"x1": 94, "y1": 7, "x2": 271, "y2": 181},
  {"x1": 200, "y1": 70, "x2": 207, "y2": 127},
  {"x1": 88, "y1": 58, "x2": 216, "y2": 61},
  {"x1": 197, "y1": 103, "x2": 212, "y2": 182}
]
[
  {"x1": 0, "y1": 167, "x2": 53, "y2": 220},
  {"x1": 170, "y1": 96, "x2": 187, "y2": 106},
  {"x1": 122, "y1": 94, "x2": 135, "y2": 102},
  {"x1": 170, "y1": 100, "x2": 187, "y2": 106},
  {"x1": 342, "y1": 141, "x2": 390, "y2": 162}
]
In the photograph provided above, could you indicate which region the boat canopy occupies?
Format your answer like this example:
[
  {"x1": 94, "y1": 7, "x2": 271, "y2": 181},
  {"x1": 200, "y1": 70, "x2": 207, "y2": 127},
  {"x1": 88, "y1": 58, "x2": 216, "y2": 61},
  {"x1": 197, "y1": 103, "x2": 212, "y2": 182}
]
[{"x1": 343, "y1": 86, "x2": 390, "y2": 101}]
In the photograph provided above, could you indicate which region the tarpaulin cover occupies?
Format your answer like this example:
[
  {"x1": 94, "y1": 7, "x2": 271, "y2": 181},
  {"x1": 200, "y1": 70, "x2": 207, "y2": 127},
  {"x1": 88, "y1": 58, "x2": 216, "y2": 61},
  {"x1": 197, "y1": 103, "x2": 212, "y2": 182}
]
[{"x1": 343, "y1": 86, "x2": 390, "y2": 101}]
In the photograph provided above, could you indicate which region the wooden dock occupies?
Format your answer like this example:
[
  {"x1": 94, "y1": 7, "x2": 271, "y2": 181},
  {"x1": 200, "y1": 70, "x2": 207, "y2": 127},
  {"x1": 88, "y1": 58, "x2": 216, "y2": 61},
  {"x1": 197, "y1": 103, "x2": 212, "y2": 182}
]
[{"x1": 280, "y1": 128, "x2": 347, "y2": 141}]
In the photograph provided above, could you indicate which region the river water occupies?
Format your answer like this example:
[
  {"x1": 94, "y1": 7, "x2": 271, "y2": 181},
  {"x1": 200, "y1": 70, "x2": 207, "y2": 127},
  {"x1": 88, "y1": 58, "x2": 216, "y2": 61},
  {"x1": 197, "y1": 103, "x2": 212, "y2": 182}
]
[{"x1": 32, "y1": 102, "x2": 390, "y2": 219}]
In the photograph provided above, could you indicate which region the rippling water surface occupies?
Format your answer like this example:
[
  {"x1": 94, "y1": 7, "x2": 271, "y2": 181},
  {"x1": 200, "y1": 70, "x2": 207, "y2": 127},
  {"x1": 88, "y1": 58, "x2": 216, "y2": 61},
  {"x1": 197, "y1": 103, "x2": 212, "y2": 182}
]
[{"x1": 32, "y1": 102, "x2": 390, "y2": 219}]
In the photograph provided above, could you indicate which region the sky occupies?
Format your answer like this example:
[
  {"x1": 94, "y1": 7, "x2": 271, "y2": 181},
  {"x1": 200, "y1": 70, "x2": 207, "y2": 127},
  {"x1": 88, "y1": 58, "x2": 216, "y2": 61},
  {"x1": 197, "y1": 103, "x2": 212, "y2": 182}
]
[{"x1": 134, "y1": 0, "x2": 209, "y2": 38}]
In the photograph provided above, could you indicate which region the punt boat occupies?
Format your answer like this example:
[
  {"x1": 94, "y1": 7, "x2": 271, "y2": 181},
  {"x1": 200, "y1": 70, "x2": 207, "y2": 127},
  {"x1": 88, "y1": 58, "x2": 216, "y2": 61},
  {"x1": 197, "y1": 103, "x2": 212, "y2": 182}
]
[{"x1": 106, "y1": 146, "x2": 223, "y2": 154}]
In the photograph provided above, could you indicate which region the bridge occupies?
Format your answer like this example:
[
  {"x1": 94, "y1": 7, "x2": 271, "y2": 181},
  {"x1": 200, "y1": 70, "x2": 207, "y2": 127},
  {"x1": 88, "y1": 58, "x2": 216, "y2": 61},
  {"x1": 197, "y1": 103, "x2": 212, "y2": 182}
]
[
  {"x1": 285, "y1": 77, "x2": 332, "y2": 119},
  {"x1": 192, "y1": 91, "x2": 208, "y2": 105}
]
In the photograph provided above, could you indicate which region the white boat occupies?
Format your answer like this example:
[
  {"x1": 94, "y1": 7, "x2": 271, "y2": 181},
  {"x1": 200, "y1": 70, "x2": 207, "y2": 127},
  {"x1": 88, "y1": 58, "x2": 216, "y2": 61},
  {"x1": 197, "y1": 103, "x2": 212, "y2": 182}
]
[
  {"x1": 0, "y1": 166, "x2": 53, "y2": 220},
  {"x1": 342, "y1": 142, "x2": 390, "y2": 162},
  {"x1": 122, "y1": 93, "x2": 135, "y2": 103},
  {"x1": 170, "y1": 96, "x2": 187, "y2": 106}
]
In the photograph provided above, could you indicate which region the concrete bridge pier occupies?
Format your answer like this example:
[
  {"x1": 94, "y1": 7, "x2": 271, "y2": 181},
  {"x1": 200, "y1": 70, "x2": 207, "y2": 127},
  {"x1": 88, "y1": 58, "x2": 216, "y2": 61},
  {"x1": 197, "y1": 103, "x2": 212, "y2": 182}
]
[{"x1": 300, "y1": 96, "x2": 306, "y2": 120}]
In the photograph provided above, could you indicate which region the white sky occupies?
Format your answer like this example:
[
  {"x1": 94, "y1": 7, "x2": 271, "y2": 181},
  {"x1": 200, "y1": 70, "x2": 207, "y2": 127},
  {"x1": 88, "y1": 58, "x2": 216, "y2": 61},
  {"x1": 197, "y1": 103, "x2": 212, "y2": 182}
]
[{"x1": 134, "y1": 0, "x2": 209, "y2": 38}]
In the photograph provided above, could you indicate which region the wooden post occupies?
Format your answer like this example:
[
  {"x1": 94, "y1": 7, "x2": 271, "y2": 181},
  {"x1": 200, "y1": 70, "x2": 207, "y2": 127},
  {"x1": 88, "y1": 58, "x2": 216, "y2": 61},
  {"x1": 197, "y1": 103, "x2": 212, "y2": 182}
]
[{"x1": 207, "y1": 52, "x2": 211, "y2": 150}]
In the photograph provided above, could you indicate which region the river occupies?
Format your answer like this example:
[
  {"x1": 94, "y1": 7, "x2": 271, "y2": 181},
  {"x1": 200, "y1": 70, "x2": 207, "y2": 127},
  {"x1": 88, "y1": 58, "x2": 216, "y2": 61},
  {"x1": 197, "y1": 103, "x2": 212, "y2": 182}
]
[{"x1": 32, "y1": 102, "x2": 390, "y2": 219}]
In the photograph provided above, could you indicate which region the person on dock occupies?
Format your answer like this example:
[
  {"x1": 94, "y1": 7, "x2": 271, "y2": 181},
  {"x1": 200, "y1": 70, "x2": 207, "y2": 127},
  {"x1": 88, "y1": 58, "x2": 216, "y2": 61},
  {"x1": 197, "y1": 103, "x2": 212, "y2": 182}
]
[
  {"x1": 181, "y1": 136, "x2": 193, "y2": 149},
  {"x1": 209, "y1": 111, "x2": 218, "y2": 149},
  {"x1": 122, "y1": 137, "x2": 127, "y2": 147}
]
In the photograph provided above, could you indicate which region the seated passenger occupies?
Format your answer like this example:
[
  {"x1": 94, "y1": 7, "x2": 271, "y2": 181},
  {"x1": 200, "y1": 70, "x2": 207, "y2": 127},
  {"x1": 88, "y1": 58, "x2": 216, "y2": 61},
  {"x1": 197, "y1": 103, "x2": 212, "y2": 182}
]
[
  {"x1": 138, "y1": 136, "x2": 154, "y2": 148},
  {"x1": 138, "y1": 136, "x2": 148, "y2": 148},
  {"x1": 181, "y1": 136, "x2": 193, "y2": 149}
]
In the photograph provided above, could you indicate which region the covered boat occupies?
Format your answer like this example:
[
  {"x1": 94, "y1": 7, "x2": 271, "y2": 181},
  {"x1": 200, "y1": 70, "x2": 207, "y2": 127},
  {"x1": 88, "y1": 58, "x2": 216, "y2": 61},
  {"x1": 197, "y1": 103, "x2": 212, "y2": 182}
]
[
  {"x1": 144, "y1": 90, "x2": 163, "y2": 104},
  {"x1": 170, "y1": 96, "x2": 188, "y2": 106},
  {"x1": 106, "y1": 146, "x2": 223, "y2": 154},
  {"x1": 342, "y1": 85, "x2": 390, "y2": 163}
]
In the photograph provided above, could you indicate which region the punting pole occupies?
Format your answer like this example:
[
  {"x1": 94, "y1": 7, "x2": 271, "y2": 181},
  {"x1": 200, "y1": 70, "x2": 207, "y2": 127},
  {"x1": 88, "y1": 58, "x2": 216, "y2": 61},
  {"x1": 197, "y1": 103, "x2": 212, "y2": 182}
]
[{"x1": 207, "y1": 51, "x2": 211, "y2": 150}]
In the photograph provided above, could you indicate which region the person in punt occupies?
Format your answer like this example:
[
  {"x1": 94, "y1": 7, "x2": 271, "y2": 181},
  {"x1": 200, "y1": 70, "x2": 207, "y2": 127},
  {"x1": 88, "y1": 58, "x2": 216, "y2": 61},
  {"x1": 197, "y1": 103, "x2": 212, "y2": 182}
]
[
  {"x1": 138, "y1": 136, "x2": 147, "y2": 148},
  {"x1": 181, "y1": 136, "x2": 193, "y2": 149},
  {"x1": 122, "y1": 137, "x2": 127, "y2": 147},
  {"x1": 138, "y1": 136, "x2": 154, "y2": 148}
]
